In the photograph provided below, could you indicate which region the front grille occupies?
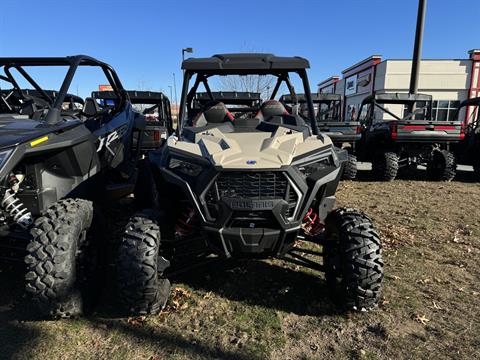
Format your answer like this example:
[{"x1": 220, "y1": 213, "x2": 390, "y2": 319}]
[
  {"x1": 204, "y1": 171, "x2": 300, "y2": 221},
  {"x1": 216, "y1": 172, "x2": 287, "y2": 199}
]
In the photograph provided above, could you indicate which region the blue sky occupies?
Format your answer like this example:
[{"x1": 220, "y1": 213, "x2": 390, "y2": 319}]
[{"x1": 1, "y1": 0, "x2": 479, "y2": 97}]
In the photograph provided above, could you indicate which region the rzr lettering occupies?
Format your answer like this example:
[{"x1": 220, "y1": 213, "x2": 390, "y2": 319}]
[{"x1": 97, "y1": 125, "x2": 128, "y2": 155}]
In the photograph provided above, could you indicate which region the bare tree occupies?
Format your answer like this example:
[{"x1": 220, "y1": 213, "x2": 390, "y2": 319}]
[{"x1": 219, "y1": 75, "x2": 276, "y2": 100}]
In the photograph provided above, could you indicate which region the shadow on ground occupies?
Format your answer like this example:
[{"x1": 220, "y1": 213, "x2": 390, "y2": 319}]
[
  {"x1": 0, "y1": 264, "x2": 42, "y2": 359},
  {"x1": 0, "y1": 261, "x2": 264, "y2": 360},
  {"x1": 94, "y1": 256, "x2": 341, "y2": 319},
  {"x1": 172, "y1": 258, "x2": 341, "y2": 317}
]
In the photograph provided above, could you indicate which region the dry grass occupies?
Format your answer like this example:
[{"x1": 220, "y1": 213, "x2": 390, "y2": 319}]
[{"x1": 1, "y1": 171, "x2": 480, "y2": 359}]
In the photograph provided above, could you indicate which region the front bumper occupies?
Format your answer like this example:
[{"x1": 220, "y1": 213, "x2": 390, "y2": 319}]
[{"x1": 157, "y1": 150, "x2": 343, "y2": 258}]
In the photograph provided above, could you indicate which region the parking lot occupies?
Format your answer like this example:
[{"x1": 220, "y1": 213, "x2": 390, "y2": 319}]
[{"x1": 2, "y1": 168, "x2": 479, "y2": 360}]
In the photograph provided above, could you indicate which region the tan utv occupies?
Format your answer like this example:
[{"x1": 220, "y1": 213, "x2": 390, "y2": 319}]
[{"x1": 115, "y1": 54, "x2": 384, "y2": 315}]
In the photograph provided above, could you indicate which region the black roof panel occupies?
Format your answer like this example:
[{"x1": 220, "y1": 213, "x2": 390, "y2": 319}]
[
  {"x1": 92, "y1": 90, "x2": 167, "y2": 103},
  {"x1": 362, "y1": 92, "x2": 433, "y2": 105},
  {"x1": 182, "y1": 53, "x2": 310, "y2": 72}
]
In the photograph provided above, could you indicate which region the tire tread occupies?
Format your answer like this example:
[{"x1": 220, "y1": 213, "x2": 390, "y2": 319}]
[
  {"x1": 324, "y1": 208, "x2": 384, "y2": 311},
  {"x1": 25, "y1": 199, "x2": 93, "y2": 318},
  {"x1": 117, "y1": 211, "x2": 170, "y2": 315}
]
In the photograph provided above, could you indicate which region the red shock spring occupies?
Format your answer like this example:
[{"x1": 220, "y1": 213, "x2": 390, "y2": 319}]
[
  {"x1": 175, "y1": 207, "x2": 198, "y2": 236},
  {"x1": 302, "y1": 208, "x2": 324, "y2": 236}
]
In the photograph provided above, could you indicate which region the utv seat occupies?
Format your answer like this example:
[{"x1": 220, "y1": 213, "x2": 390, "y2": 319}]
[
  {"x1": 254, "y1": 100, "x2": 289, "y2": 122},
  {"x1": 255, "y1": 99, "x2": 308, "y2": 131},
  {"x1": 82, "y1": 97, "x2": 106, "y2": 130},
  {"x1": 83, "y1": 97, "x2": 101, "y2": 117},
  {"x1": 192, "y1": 101, "x2": 234, "y2": 127}
]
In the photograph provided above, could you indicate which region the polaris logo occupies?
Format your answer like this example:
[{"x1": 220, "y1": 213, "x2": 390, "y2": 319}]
[{"x1": 227, "y1": 199, "x2": 275, "y2": 210}]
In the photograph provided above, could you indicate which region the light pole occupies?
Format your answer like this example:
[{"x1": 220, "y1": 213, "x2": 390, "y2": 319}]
[
  {"x1": 168, "y1": 85, "x2": 173, "y2": 102},
  {"x1": 173, "y1": 72, "x2": 178, "y2": 108},
  {"x1": 409, "y1": 0, "x2": 427, "y2": 96}
]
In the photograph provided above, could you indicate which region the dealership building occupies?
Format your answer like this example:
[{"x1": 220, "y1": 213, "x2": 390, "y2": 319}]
[{"x1": 317, "y1": 49, "x2": 480, "y2": 123}]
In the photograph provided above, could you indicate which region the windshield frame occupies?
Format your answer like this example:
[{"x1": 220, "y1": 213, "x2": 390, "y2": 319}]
[{"x1": 178, "y1": 68, "x2": 318, "y2": 136}]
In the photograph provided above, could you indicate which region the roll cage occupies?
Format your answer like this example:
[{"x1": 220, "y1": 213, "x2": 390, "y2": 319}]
[
  {"x1": 358, "y1": 92, "x2": 433, "y2": 124},
  {"x1": 2, "y1": 89, "x2": 85, "y2": 108},
  {"x1": 0, "y1": 55, "x2": 127, "y2": 124},
  {"x1": 454, "y1": 96, "x2": 480, "y2": 132},
  {"x1": 178, "y1": 54, "x2": 319, "y2": 135},
  {"x1": 194, "y1": 91, "x2": 261, "y2": 108},
  {"x1": 92, "y1": 90, "x2": 173, "y2": 134},
  {"x1": 280, "y1": 93, "x2": 341, "y2": 103},
  {"x1": 280, "y1": 93, "x2": 343, "y2": 121}
]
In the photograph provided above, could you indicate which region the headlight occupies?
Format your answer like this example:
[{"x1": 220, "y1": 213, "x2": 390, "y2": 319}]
[
  {"x1": 292, "y1": 151, "x2": 332, "y2": 176},
  {"x1": 169, "y1": 158, "x2": 203, "y2": 177},
  {"x1": 296, "y1": 159, "x2": 331, "y2": 177},
  {"x1": 0, "y1": 149, "x2": 13, "y2": 172}
]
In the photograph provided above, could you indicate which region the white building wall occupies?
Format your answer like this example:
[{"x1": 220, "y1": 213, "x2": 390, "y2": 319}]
[
  {"x1": 374, "y1": 61, "x2": 388, "y2": 91},
  {"x1": 332, "y1": 60, "x2": 472, "y2": 121},
  {"x1": 383, "y1": 60, "x2": 471, "y2": 94}
]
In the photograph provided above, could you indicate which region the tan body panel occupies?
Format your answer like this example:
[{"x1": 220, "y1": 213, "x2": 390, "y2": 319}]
[{"x1": 168, "y1": 127, "x2": 333, "y2": 169}]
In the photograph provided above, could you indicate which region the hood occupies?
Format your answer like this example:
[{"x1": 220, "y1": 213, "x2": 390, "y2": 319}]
[
  {"x1": 168, "y1": 126, "x2": 333, "y2": 169},
  {"x1": 0, "y1": 115, "x2": 81, "y2": 150}
]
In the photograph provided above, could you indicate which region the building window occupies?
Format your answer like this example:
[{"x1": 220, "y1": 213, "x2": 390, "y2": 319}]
[
  {"x1": 403, "y1": 100, "x2": 460, "y2": 121},
  {"x1": 432, "y1": 100, "x2": 460, "y2": 121}
]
